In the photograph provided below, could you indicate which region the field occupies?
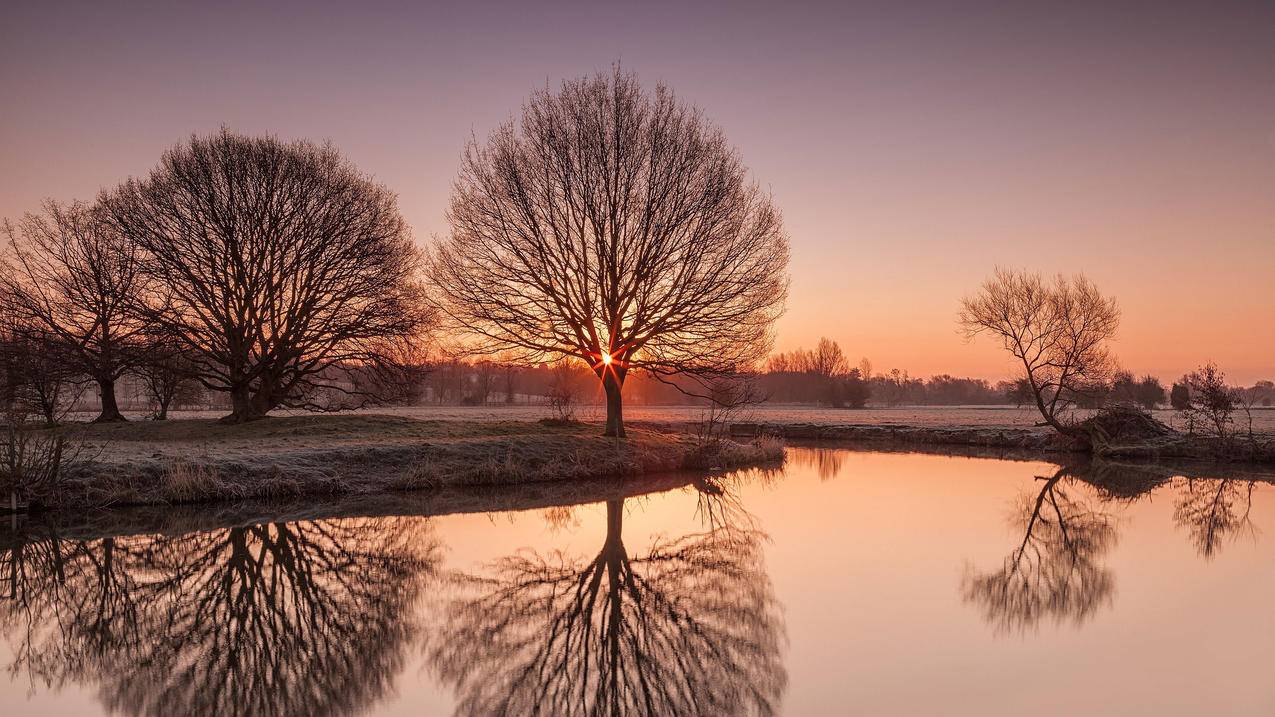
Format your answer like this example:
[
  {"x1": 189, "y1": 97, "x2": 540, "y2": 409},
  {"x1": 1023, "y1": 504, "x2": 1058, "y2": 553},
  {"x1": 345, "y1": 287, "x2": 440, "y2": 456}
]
[{"x1": 97, "y1": 403, "x2": 1275, "y2": 434}]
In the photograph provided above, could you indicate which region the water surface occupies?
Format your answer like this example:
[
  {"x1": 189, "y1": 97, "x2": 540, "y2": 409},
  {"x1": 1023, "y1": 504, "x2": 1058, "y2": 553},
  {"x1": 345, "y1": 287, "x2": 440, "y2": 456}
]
[{"x1": 2, "y1": 447, "x2": 1273, "y2": 715}]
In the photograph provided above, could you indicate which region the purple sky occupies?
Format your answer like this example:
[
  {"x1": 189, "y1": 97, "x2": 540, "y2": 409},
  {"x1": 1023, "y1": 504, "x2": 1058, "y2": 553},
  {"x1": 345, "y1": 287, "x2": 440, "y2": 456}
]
[{"x1": 3, "y1": 1, "x2": 1273, "y2": 382}]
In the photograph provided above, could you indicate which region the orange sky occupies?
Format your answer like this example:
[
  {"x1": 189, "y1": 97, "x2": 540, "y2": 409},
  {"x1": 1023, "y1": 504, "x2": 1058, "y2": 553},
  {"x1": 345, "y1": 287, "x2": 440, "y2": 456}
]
[{"x1": 2, "y1": 2, "x2": 1271, "y2": 383}]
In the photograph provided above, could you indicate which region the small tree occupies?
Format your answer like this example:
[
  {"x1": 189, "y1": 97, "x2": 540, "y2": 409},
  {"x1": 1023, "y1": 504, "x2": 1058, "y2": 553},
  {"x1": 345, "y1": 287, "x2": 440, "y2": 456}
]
[
  {"x1": 4, "y1": 330, "x2": 85, "y2": 426},
  {"x1": 1133, "y1": 375, "x2": 1166, "y2": 410},
  {"x1": 1178, "y1": 363, "x2": 1237, "y2": 439},
  {"x1": 1, "y1": 200, "x2": 147, "y2": 422},
  {"x1": 135, "y1": 341, "x2": 203, "y2": 420},
  {"x1": 429, "y1": 68, "x2": 789, "y2": 437},
  {"x1": 839, "y1": 367, "x2": 871, "y2": 409},
  {"x1": 1169, "y1": 382, "x2": 1191, "y2": 410},
  {"x1": 959, "y1": 269, "x2": 1119, "y2": 437}
]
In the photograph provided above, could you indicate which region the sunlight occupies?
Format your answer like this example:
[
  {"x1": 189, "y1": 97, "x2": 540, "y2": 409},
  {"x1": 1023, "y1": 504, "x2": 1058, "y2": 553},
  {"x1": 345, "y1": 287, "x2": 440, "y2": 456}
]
[{"x1": 601, "y1": 351, "x2": 613, "y2": 366}]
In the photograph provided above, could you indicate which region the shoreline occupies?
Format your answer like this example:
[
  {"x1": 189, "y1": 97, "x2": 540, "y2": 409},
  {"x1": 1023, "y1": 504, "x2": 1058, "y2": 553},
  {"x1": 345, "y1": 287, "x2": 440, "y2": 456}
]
[
  {"x1": 7, "y1": 415, "x2": 783, "y2": 513},
  {"x1": 725, "y1": 420, "x2": 1275, "y2": 465},
  {"x1": 8, "y1": 412, "x2": 1273, "y2": 515}
]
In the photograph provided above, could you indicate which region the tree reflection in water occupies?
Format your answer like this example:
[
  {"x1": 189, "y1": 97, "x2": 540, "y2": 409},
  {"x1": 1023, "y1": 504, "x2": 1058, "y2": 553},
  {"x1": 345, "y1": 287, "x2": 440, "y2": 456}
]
[
  {"x1": 1, "y1": 517, "x2": 439, "y2": 717},
  {"x1": 786, "y1": 446, "x2": 845, "y2": 481},
  {"x1": 426, "y1": 495, "x2": 787, "y2": 717},
  {"x1": 1173, "y1": 477, "x2": 1258, "y2": 559},
  {"x1": 961, "y1": 466, "x2": 1118, "y2": 634}
]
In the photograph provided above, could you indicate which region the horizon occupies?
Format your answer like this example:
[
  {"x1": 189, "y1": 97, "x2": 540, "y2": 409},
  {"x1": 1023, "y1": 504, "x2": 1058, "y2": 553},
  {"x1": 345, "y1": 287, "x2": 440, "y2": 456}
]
[{"x1": 2, "y1": 1, "x2": 1272, "y2": 383}]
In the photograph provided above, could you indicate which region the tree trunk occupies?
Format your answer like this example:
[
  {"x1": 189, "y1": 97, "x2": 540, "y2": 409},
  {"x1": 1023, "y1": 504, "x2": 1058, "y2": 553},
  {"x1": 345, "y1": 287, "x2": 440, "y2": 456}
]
[
  {"x1": 602, "y1": 370, "x2": 626, "y2": 438},
  {"x1": 94, "y1": 377, "x2": 127, "y2": 423},
  {"x1": 222, "y1": 385, "x2": 262, "y2": 424}
]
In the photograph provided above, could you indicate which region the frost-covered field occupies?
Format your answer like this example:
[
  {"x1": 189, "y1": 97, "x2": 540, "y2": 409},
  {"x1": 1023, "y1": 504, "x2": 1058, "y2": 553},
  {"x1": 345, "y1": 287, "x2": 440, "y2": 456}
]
[{"x1": 102, "y1": 403, "x2": 1275, "y2": 434}]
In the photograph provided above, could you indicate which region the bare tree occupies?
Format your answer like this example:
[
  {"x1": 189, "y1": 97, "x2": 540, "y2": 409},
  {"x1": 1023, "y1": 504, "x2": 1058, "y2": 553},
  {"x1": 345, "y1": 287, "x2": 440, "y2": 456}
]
[
  {"x1": 102, "y1": 129, "x2": 432, "y2": 423},
  {"x1": 1, "y1": 200, "x2": 146, "y2": 421},
  {"x1": 429, "y1": 68, "x2": 789, "y2": 437},
  {"x1": 3, "y1": 329, "x2": 86, "y2": 426},
  {"x1": 134, "y1": 339, "x2": 203, "y2": 420},
  {"x1": 1176, "y1": 362, "x2": 1238, "y2": 439},
  {"x1": 959, "y1": 269, "x2": 1119, "y2": 437}
]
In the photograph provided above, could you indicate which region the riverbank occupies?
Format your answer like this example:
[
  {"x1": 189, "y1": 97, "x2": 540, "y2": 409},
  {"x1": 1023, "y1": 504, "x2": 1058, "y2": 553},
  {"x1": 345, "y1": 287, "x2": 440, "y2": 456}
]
[
  {"x1": 725, "y1": 420, "x2": 1275, "y2": 464},
  {"x1": 8, "y1": 415, "x2": 783, "y2": 511}
]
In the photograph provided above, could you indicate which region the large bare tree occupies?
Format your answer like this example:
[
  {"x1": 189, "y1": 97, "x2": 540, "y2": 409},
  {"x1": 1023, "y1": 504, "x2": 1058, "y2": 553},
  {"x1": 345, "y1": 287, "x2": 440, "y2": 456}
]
[
  {"x1": 1, "y1": 200, "x2": 146, "y2": 421},
  {"x1": 959, "y1": 268, "x2": 1119, "y2": 436},
  {"x1": 102, "y1": 130, "x2": 432, "y2": 423},
  {"x1": 429, "y1": 68, "x2": 789, "y2": 437}
]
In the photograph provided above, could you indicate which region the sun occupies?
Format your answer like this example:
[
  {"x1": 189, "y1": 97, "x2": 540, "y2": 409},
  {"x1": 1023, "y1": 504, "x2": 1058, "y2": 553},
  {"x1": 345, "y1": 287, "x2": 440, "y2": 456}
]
[{"x1": 601, "y1": 351, "x2": 613, "y2": 366}]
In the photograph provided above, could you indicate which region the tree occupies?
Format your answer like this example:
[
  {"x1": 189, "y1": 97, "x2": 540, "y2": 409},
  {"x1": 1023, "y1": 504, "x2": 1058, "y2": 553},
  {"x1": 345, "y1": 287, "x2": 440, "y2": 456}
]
[
  {"x1": 134, "y1": 340, "x2": 203, "y2": 420},
  {"x1": 1169, "y1": 381, "x2": 1191, "y2": 410},
  {"x1": 1109, "y1": 370, "x2": 1138, "y2": 405},
  {"x1": 1, "y1": 200, "x2": 146, "y2": 421},
  {"x1": 1177, "y1": 362, "x2": 1237, "y2": 438},
  {"x1": 102, "y1": 129, "x2": 432, "y2": 423},
  {"x1": 429, "y1": 68, "x2": 789, "y2": 437},
  {"x1": 4, "y1": 329, "x2": 85, "y2": 426},
  {"x1": 1133, "y1": 375, "x2": 1166, "y2": 410},
  {"x1": 1004, "y1": 377, "x2": 1034, "y2": 408},
  {"x1": 839, "y1": 367, "x2": 871, "y2": 408},
  {"x1": 959, "y1": 269, "x2": 1119, "y2": 437},
  {"x1": 809, "y1": 337, "x2": 849, "y2": 406}
]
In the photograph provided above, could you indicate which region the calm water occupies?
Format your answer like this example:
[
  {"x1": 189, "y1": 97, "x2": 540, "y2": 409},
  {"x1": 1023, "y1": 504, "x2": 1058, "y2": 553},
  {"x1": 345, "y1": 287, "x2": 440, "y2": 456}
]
[{"x1": 2, "y1": 447, "x2": 1273, "y2": 716}]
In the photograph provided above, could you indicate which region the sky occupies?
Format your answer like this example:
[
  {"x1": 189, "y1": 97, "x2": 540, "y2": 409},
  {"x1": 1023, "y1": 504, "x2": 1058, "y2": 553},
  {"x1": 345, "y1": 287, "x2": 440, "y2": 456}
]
[{"x1": 2, "y1": 1, "x2": 1272, "y2": 383}]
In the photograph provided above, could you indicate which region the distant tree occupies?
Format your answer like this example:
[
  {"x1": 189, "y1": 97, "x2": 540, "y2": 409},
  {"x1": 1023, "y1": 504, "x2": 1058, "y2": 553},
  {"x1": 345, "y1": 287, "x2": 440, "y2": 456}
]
[
  {"x1": 135, "y1": 340, "x2": 203, "y2": 420},
  {"x1": 1004, "y1": 378, "x2": 1034, "y2": 408},
  {"x1": 879, "y1": 368, "x2": 913, "y2": 407},
  {"x1": 809, "y1": 338, "x2": 850, "y2": 406},
  {"x1": 1109, "y1": 371, "x2": 1138, "y2": 405},
  {"x1": 4, "y1": 330, "x2": 85, "y2": 426},
  {"x1": 102, "y1": 129, "x2": 432, "y2": 423},
  {"x1": 959, "y1": 269, "x2": 1119, "y2": 437},
  {"x1": 1177, "y1": 363, "x2": 1238, "y2": 438},
  {"x1": 500, "y1": 358, "x2": 519, "y2": 404},
  {"x1": 1, "y1": 200, "x2": 147, "y2": 422},
  {"x1": 1133, "y1": 375, "x2": 1166, "y2": 410},
  {"x1": 857, "y1": 357, "x2": 873, "y2": 383},
  {"x1": 839, "y1": 367, "x2": 871, "y2": 409},
  {"x1": 1169, "y1": 381, "x2": 1191, "y2": 410},
  {"x1": 429, "y1": 68, "x2": 789, "y2": 437}
]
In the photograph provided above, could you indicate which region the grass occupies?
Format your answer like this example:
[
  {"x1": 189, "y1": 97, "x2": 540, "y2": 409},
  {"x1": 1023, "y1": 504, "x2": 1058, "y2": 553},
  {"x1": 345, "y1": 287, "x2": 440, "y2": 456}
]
[{"x1": 15, "y1": 414, "x2": 784, "y2": 511}]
